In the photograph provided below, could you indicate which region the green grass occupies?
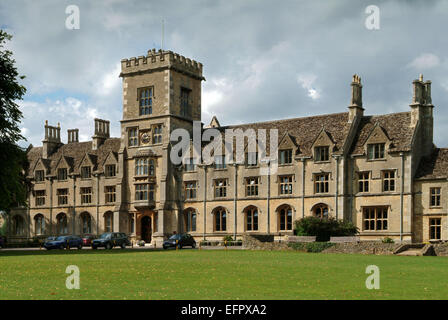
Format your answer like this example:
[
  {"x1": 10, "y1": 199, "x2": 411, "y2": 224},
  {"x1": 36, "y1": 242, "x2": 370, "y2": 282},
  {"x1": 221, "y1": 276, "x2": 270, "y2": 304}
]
[{"x1": 1, "y1": 249, "x2": 448, "y2": 300}]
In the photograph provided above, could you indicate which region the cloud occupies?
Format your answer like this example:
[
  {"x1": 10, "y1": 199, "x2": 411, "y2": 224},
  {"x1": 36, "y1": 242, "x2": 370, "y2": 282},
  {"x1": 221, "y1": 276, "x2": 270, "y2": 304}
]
[
  {"x1": 408, "y1": 53, "x2": 441, "y2": 70},
  {"x1": 297, "y1": 73, "x2": 321, "y2": 100}
]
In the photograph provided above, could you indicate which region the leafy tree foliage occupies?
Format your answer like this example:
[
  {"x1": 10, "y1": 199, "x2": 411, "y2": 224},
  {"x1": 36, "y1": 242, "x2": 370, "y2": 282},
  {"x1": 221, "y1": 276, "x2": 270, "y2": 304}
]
[{"x1": 294, "y1": 216, "x2": 358, "y2": 242}]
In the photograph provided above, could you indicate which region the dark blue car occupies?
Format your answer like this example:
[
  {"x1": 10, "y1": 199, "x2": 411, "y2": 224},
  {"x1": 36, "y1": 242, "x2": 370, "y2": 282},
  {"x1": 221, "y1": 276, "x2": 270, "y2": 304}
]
[{"x1": 43, "y1": 235, "x2": 83, "y2": 250}]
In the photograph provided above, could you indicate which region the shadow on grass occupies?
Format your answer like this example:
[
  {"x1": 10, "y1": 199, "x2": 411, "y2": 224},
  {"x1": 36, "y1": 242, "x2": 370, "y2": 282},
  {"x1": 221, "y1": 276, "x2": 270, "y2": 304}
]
[{"x1": 0, "y1": 247, "x2": 197, "y2": 257}]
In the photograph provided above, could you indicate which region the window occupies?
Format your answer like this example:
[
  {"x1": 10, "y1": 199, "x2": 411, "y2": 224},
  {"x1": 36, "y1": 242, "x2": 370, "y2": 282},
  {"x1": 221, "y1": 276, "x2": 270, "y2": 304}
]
[
  {"x1": 214, "y1": 155, "x2": 226, "y2": 169},
  {"x1": 184, "y1": 209, "x2": 196, "y2": 232},
  {"x1": 105, "y1": 164, "x2": 116, "y2": 177},
  {"x1": 135, "y1": 184, "x2": 148, "y2": 201},
  {"x1": 129, "y1": 214, "x2": 135, "y2": 234},
  {"x1": 35, "y1": 190, "x2": 46, "y2": 206},
  {"x1": 34, "y1": 214, "x2": 45, "y2": 235},
  {"x1": 279, "y1": 149, "x2": 292, "y2": 165},
  {"x1": 315, "y1": 146, "x2": 329, "y2": 162},
  {"x1": 430, "y1": 187, "x2": 441, "y2": 207},
  {"x1": 279, "y1": 175, "x2": 293, "y2": 195},
  {"x1": 358, "y1": 172, "x2": 370, "y2": 193},
  {"x1": 57, "y1": 168, "x2": 67, "y2": 181},
  {"x1": 81, "y1": 166, "x2": 91, "y2": 179},
  {"x1": 104, "y1": 212, "x2": 113, "y2": 233},
  {"x1": 105, "y1": 186, "x2": 116, "y2": 203},
  {"x1": 313, "y1": 204, "x2": 329, "y2": 219},
  {"x1": 149, "y1": 159, "x2": 155, "y2": 176},
  {"x1": 382, "y1": 170, "x2": 395, "y2": 192},
  {"x1": 430, "y1": 218, "x2": 441, "y2": 240},
  {"x1": 363, "y1": 207, "x2": 388, "y2": 231},
  {"x1": 56, "y1": 213, "x2": 68, "y2": 234},
  {"x1": 80, "y1": 187, "x2": 92, "y2": 204},
  {"x1": 57, "y1": 189, "x2": 68, "y2": 205},
  {"x1": 139, "y1": 87, "x2": 153, "y2": 116},
  {"x1": 184, "y1": 158, "x2": 196, "y2": 172},
  {"x1": 246, "y1": 152, "x2": 258, "y2": 167},
  {"x1": 81, "y1": 212, "x2": 91, "y2": 234},
  {"x1": 314, "y1": 173, "x2": 329, "y2": 194},
  {"x1": 214, "y1": 207, "x2": 227, "y2": 231},
  {"x1": 35, "y1": 170, "x2": 45, "y2": 182},
  {"x1": 214, "y1": 179, "x2": 227, "y2": 198},
  {"x1": 135, "y1": 158, "x2": 148, "y2": 176},
  {"x1": 180, "y1": 88, "x2": 191, "y2": 117},
  {"x1": 12, "y1": 215, "x2": 25, "y2": 235},
  {"x1": 245, "y1": 206, "x2": 258, "y2": 231},
  {"x1": 149, "y1": 184, "x2": 155, "y2": 200},
  {"x1": 185, "y1": 181, "x2": 197, "y2": 200},
  {"x1": 129, "y1": 128, "x2": 138, "y2": 147},
  {"x1": 152, "y1": 124, "x2": 163, "y2": 144},
  {"x1": 367, "y1": 143, "x2": 385, "y2": 160},
  {"x1": 245, "y1": 177, "x2": 259, "y2": 196},
  {"x1": 278, "y1": 205, "x2": 292, "y2": 231}
]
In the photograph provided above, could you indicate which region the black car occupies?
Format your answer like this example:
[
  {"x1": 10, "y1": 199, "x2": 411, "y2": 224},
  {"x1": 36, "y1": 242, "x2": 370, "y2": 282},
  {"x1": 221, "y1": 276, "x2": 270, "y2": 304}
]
[
  {"x1": 92, "y1": 232, "x2": 130, "y2": 249},
  {"x1": 163, "y1": 233, "x2": 196, "y2": 249}
]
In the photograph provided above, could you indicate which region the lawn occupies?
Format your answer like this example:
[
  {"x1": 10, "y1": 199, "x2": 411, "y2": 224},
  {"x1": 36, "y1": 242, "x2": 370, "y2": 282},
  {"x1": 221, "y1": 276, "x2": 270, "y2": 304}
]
[{"x1": 1, "y1": 249, "x2": 448, "y2": 300}]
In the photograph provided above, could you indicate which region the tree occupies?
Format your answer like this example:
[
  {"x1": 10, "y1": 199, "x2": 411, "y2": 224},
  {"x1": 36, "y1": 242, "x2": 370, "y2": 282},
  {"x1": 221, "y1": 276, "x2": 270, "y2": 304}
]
[{"x1": 0, "y1": 29, "x2": 28, "y2": 216}]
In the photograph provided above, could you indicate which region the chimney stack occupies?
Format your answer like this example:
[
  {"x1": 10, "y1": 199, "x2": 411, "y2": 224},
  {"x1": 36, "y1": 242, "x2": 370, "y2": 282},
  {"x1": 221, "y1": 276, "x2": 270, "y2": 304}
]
[
  {"x1": 92, "y1": 118, "x2": 110, "y2": 150},
  {"x1": 348, "y1": 74, "x2": 364, "y2": 123},
  {"x1": 42, "y1": 121, "x2": 62, "y2": 159},
  {"x1": 67, "y1": 129, "x2": 79, "y2": 143}
]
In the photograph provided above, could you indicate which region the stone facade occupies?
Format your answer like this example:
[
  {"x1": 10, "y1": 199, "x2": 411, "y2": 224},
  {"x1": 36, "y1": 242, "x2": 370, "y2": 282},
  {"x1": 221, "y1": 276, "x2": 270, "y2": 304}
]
[{"x1": 7, "y1": 50, "x2": 448, "y2": 245}]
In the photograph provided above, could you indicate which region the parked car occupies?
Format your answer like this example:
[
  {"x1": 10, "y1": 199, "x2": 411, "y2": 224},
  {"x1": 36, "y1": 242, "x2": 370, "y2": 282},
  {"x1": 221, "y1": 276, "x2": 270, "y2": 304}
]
[
  {"x1": 81, "y1": 234, "x2": 96, "y2": 247},
  {"x1": 0, "y1": 235, "x2": 6, "y2": 248},
  {"x1": 163, "y1": 233, "x2": 196, "y2": 249},
  {"x1": 43, "y1": 235, "x2": 83, "y2": 250},
  {"x1": 92, "y1": 232, "x2": 130, "y2": 249}
]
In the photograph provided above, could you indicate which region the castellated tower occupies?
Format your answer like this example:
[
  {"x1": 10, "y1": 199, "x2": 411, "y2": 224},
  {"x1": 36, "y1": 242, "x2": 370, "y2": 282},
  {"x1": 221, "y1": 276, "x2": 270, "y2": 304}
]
[{"x1": 116, "y1": 49, "x2": 205, "y2": 246}]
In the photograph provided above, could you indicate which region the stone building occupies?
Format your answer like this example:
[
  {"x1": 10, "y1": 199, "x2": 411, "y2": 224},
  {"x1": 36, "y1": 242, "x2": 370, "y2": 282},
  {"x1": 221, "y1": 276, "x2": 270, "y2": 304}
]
[{"x1": 7, "y1": 49, "x2": 447, "y2": 245}]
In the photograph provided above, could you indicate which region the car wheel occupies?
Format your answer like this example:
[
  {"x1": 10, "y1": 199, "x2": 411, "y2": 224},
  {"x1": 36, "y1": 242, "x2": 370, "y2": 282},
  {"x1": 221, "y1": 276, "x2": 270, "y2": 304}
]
[
  {"x1": 163, "y1": 245, "x2": 167, "y2": 250},
  {"x1": 121, "y1": 242, "x2": 126, "y2": 249},
  {"x1": 106, "y1": 242, "x2": 112, "y2": 250}
]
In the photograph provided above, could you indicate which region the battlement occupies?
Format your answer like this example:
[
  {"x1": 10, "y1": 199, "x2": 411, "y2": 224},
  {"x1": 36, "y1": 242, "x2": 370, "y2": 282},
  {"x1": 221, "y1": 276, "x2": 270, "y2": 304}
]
[{"x1": 120, "y1": 48, "x2": 204, "y2": 80}]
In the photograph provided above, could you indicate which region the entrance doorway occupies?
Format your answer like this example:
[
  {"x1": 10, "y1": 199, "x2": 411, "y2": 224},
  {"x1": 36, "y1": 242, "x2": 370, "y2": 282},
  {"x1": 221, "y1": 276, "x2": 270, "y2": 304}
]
[{"x1": 141, "y1": 216, "x2": 152, "y2": 242}]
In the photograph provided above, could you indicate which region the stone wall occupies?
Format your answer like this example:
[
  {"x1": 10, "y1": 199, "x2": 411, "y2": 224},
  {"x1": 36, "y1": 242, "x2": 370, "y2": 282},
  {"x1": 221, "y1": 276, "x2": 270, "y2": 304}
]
[
  {"x1": 322, "y1": 242, "x2": 401, "y2": 255},
  {"x1": 242, "y1": 235, "x2": 291, "y2": 251},
  {"x1": 432, "y1": 243, "x2": 448, "y2": 256}
]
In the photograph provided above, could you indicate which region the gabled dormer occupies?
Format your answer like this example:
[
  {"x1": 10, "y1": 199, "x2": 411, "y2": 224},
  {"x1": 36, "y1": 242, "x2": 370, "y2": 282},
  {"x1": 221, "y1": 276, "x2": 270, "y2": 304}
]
[
  {"x1": 278, "y1": 132, "x2": 298, "y2": 165},
  {"x1": 103, "y1": 151, "x2": 118, "y2": 177},
  {"x1": 78, "y1": 153, "x2": 97, "y2": 179},
  {"x1": 32, "y1": 158, "x2": 49, "y2": 182},
  {"x1": 54, "y1": 156, "x2": 73, "y2": 181},
  {"x1": 311, "y1": 128, "x2": 335, "y2": 162},
  {"x1": 363, "y1": 122, "x2": 391, "y2": 160}
]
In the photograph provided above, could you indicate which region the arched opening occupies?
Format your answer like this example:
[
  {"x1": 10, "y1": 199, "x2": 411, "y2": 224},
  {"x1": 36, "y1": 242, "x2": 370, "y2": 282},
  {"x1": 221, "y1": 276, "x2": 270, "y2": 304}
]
[
  {"x1": 312, "y1": 203, "x2": 329, "y2": 219},
  {"x1": 183, "y1": 208, "x2": 197, "y2": 232},
  {"x1": 12, "y1": 215, "x2": 25, "y2": 236},
  {"x1": 104, "y1": 211, "x2": 113, "y2": 232},
  {"x1": 141, "y1": 216, "x2": 152, "y2": 242},
  {"x1": 244, "y1": 206, "x2": 259, "y2": 231},
  {"x1": 34, "y1": 214, "x2": 45, "y2": 235},
  {"x1": 213, "y1": 207, "x2": 227, "y2": 232},
  {"x1": 277, "y1": 204, "x2": 293, "y2": 231},
  {"x1": 56, "y1": 213, "x2": 68, "y2": 235},
  {"x1": 80, "y1": 212, "x2": 92, "y2": 234}
]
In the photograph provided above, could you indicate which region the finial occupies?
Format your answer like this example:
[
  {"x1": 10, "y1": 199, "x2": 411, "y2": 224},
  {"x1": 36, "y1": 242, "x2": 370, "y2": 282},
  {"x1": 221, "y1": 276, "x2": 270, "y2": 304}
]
[
  {"x1": 419, "y1": 74, "x2": 423, "y2": 81},
  {"x1": 57, "y1": 122, "x2": 60, "y2": 128},
  {"x1": 45, "y1": 120, "x2": 48, "y2": 126}
]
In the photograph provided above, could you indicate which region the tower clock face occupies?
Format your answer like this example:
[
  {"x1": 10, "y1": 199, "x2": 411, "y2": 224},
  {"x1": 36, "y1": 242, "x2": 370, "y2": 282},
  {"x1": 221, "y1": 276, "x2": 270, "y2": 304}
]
[{"x1": 140, "y1": 132, "x2": 150, "y2": 145}]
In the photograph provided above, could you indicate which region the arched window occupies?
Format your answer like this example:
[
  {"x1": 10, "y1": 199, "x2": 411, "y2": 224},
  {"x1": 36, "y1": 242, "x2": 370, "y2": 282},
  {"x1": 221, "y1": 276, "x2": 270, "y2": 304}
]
[
  {"x1": 56, "y1": 213, "x2": 68, "y2": 235},
  {"x1": 184, "y1": 209, "x2": 197, "y2": 232},
  {"x1": 214, "y1": 207, "x2": 227, "y2": 232},
  {"x1": 104, "y1": 211, "x2": 113, "y2": 232},
  {"x1": 81, "y1": 212, "x2": 92, "y2": 234},
  {"x1": 34, "y1": 214, "x2": 45, "y2": 235},
  {"x1": 12, "y1": 215, "x2": 25, "y2": 236},
  {"x1": 245, "y1": 206, "x2": 258, "y2": 231},
  {"x1": 313, "y1": 203, "x2": 329, "y2": 219},
  {"x1": 278, "y1": 205, "x2": 292, "y2": 231}
]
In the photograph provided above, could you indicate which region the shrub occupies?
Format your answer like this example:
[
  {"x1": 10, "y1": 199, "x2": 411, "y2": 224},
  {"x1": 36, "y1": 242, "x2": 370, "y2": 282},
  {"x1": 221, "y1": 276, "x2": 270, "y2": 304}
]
[
  {"x1": 294, "y1": 216, "x2": 358, "y2": 242},
  {"x1": 223, "y1": 235, "x2": 233, "y2": 242},
  {"x1": 288, "y1": 242, "x2": 335, "y2": 253},
  {"x1": 382, "y1": 237, "x2": 394, "y2": 244}
]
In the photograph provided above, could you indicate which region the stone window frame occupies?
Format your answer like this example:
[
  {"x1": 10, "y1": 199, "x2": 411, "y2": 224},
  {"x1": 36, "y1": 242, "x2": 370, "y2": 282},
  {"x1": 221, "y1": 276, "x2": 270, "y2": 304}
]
[
  {"x1": 429, "y1": 217, "x2": 442, "y2": 240},
  {"x1": 245, "y1": 152, "x2": 258, "y2": 167},
  {"x1": 128, "y1": 127, "x2": 139, "y2": 147},
  {"x1": 362, "y1": 206, "x2": 388, "y2": 231},
  {"x1": 430, "y1": 187, "x2": 441, "y2": 207},
  {"x1": 245, "y1": 176, "x2": 259, "y2": 197},
  {"x1": 314, "y1": 173, "x2": 330, "y2": 194},
  {"x1": 213, "y1": 179, "x2": 228, "y2": 198},
  {"x1": 34, "y1": 214, "x2": 45, "y2": 235},
  {"x1": 180, "y1": 87, "x2": 192, "y2": 118},
  {"x1": 35, "y1": 170, "x2": 45, "y2": 182},
  {"x1": 314, "y1": 146, "x2": 330, "y2": 162},
  {"x1": 105, "y1": 164, "x2": 116, "y2": 178},
  {"x1": 358, "y1": 171, "x2": 370, "y2": 193},
  {"x1": 279, "y1": 175, "x2": 293, "y2": 195},
  {"x1": 278, "y1": 205, "x2": 293, "y2": 231},
  {"x1": 80, "y1": 187, "x2": 92, "y2": 204},
  {"x1": 184, "y1": 157, "x2": 196, "y2": 172},
  {"x1": 367, "y1": 143, "x2": 385, "y2": 160},
  {"x1": 35, "y1": 190, "x2": 46, "y2": 206},
  {"x1": 184, "y1": 181, "x2": 197, "y2": 200},
  {"x1": 80, "y1": 166, "x2": 92, "y2": 180},
  {"x1": 138, "y1": 86, "x2": 153, "y2": 116},
  {"x1": 213, "y1": 207, "x2": 227, "y2": 232},
  {"x1": 135, "y1": 184, "x2": 148, "y2": 201},
  {"x1": 105, "y1": 186, "x2": 116, "y2": 203},
  {"x1": 152, "y1": 124, "x2": 163, "y2": 145},
  {"x1": 214, "y1": 155, "x2": 227, "y2": 170},
  {"x1": 382, "y1": 170, "x2": 396, "y2": 192},
  {"x1": 57, "y1": 188, "x2": 69, "y2": 206},
  {"x1": 57, "y1": 168, "x2": 68, "y2": 181},
  {"x1": 278, "y1": 149, "x2": 293, "y2": 165},
  {"x1": 183, "y1": 208, "x2": 197, "y2": 232},
  {"x1": 245, "y1": 206, "x2": 259, "y2": 232}
]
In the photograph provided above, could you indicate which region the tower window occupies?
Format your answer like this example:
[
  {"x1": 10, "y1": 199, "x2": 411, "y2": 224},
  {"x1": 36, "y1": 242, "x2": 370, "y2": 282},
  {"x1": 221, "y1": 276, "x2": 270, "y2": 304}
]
[
  {"x1": 152, "y1": 124, "x2": 162, "y2": 144},
  {"x1": 180, "y1": 88, "x2": 191, "y2": 117},
  {"x1": 128, "y1": 128, "x2": 138, "y2": 147},
  {"x1": 139, "y1": 87, "x2": 153, "y2": 116}
]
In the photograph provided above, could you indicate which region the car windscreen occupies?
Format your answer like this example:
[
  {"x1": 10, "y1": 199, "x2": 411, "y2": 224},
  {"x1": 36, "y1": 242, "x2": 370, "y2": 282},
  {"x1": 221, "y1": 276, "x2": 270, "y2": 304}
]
[
  {"x1": 169, "y1": 235, "x2": 181, "y2": 240},
  {"x1": 99, "y1": 233, "x2": 111, "y2": 239},
  {"x1": 56, "y1": 236, "x2": 67, "y2": 241}
]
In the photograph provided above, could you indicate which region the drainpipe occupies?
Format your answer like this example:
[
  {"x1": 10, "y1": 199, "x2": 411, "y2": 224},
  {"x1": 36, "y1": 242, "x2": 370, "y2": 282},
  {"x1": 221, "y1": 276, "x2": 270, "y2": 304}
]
[
  {"x1": 49, "y1": 177, "x2": 53, "y2": 235},
  {"x1": 203, "y1": 165, "x2": 207, "y2": 240},
  {"x1": 233, "y1": 163, "x2": 238, "y2": 240},
  {"x1": 301, "y1": 158, "x2": 305, "y2": 218},
  {"x1": 400, "y1": 152, "x2": 405, "y2": 243},
  {"x1": 96, "y1": 174, "x2": 100, "y2": 235},
  {"x1": 334, "y1": 155, "x2": 340, "y2": 220},
  {"x1": 267, "y1": 160, "x2": 271, "y2": 234}
]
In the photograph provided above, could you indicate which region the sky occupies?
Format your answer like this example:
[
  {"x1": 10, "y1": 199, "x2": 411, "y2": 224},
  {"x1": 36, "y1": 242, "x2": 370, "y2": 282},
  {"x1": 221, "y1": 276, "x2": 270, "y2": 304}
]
[{"x1": 1, "y1": 0, "x2": 448, "y2": 148}]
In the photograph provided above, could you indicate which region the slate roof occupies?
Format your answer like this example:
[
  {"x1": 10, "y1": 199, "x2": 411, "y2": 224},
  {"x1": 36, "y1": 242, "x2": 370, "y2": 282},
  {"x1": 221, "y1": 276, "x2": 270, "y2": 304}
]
[
  {"x1": 415, "y1": 148, "x2": 448, "y2": 180},
  {"x1": 27, "y1": 138, "x2": 120, "y2": 176}
]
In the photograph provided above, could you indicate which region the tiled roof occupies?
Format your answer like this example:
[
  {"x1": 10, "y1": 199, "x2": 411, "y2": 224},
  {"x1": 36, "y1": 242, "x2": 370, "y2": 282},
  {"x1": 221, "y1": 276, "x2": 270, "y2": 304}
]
[
  {"x1": 350, "y1": 112, "x2": 415, "y2": 155},
  {"x1": 27, "y1": 138, "x2": 120, "y2": 176},
  {"x1": 415, "y1": 148, "x2": 448, "y2": 180}
]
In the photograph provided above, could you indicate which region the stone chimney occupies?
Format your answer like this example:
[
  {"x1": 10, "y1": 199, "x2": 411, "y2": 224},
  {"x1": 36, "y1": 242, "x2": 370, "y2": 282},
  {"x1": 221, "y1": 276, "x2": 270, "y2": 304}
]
[
  {"x1": 348, "y1": 74, "x2": 364, "y2": 123},
  {"x1": 42, "y1": 120, "x2": 62, "y2": 159},
  {"x1": 92, "y1": 118, "x2": 110, "y2": 150},
  {"x1": 410, "y1": 74, "x2": 434, "y2": 156},
  {"x1": 67, "y1": 129, "x2": 79, "y2": 143}
]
